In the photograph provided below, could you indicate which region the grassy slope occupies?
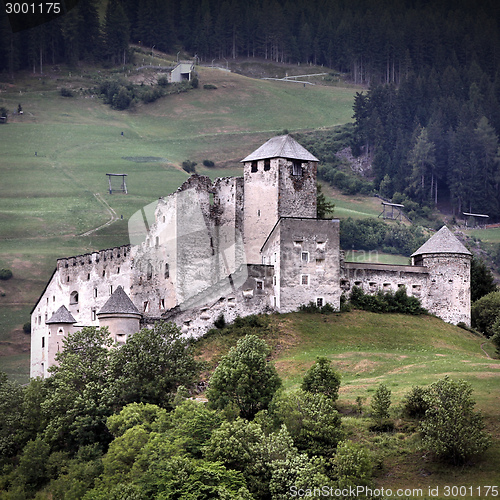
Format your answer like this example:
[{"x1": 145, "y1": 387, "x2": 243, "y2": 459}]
[
  {"x1": 0, "y1": 64, "x2": 357, "y2": 381},
  {"x1": 195, "y1": 310, "x2": 500, "y2": 494}
]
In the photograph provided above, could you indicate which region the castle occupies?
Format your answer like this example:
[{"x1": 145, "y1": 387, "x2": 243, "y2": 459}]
[{"x1": 30, "y1": 135, "x2": 471, "y2": 378}]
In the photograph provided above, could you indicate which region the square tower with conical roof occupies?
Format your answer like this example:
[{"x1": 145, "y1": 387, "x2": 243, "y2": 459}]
[{"x1": 241, "y1": 135, "x2": 318, "y2": 263}]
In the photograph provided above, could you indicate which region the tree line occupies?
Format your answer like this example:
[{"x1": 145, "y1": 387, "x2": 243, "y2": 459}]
[{"x1": 1, "y1": 0, "x2": 499, "y2": 84}]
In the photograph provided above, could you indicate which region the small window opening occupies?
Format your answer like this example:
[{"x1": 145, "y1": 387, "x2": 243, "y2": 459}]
[
  {"x1": 256, "y1": 280, "x2": 263, "y2": 290},
  {"x1": 147, "y1": 263, "x2": 153, "y2": 280},
  {"x1": 159, "y1": 299, "x2": 165, "y2": 310},
  {"x1": 301, "y1": 251, "x2": 309, "y2": 263},
  {"x1": 316, "y1": 297, "x2": 324, "y2": 308},
  {"x1": 87, "y1": 273, "x2": 90, "y2": 280},
  {"x1": 292, "y1": 160, "x2": 303, "y2": 176},
  {"x1": 42, "y1": 337, "x2": 45, "y2": 348},
  {"x1": 70, "y1": 291, "x2": 79, "y2": 305},
  {"x1": 165, "y1": 263, "x2": 170, "y2": 279},
  {"x1": 251, "y1": 161, "x2": 258, "y2": 173},
  {"x1": 102, "y1": 270, "x2": 106, "y2": 277},
  {"x1": 264, "y1": 159, "x2": 271, "y2": 171},
  {"x1": 91, "y1": 309, "x2": 96, "y2": 321},
  {"x1": 110, "y1": 285, "x2": 113, "y2": 295},
  {"x1": 301, "y1": 274, "x2": 309, "y2": 285},
  {"x1": 143, "y1": 301, "x2": 149, "y2": 313}
]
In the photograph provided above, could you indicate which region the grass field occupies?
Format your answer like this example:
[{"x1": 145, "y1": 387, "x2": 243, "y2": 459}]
[{"x1": 194, "y1": 310, "x2": 500, "y2": 495}]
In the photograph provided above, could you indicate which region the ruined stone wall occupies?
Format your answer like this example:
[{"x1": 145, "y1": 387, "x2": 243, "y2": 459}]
[
  {"x1": 30, "y1": 245, "x2": 132, "y2": 378},
  {"x1": 341, "y1": 262, "x2": 429, "y2": 298},
  {"x1": 162, "y1": 264, "x2": 275, "y2": 339}
]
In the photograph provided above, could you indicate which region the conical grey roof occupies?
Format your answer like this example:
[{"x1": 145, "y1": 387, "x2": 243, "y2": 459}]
[
  {"x1": 411, "y1": 226, "x2": 471, "y2": 257},
  {"x1": 241, "y1": 135, "x2": 319, "y2": 162},
  {"x1": 97, "y1": 286, "x2": 141, "y2": 316},
  {"x1": 46, "y1": 305, "x2": 76, "y2": 324}
]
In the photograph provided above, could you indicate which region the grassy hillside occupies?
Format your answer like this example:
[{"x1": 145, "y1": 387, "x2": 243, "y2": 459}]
[
  {"x1": 0, "y1": 63, "x2": 357, "y2": 381},
  {"x1": 195, "y1": 310, "x2": 500, "y2": 494}
]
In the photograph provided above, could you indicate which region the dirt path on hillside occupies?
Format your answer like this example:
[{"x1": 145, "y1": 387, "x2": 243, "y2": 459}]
[{"x1": 78, "y1": 193, "x2": 118, "y2": 237}]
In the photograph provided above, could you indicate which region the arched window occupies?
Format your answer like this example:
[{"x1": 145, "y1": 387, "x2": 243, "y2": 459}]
[{"x1": 70, "y1": 291, "x2": 79, "y2": 304}]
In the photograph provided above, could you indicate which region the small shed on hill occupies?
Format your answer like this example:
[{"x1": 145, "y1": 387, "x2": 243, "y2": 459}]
[{"x1": 171, "y1": 62, "x2": 194, "y2": 83}]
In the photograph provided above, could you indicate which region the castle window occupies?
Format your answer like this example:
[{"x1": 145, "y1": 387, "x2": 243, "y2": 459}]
[
  {"x1": 87, "y1": 273, "x2": 90, "y2": 280},
  {"x1": 70, "y1": 291, "x2": 79, "y2": 305},
  {"x1": 256, "y1": 280, "x2": 263, "y2": 290},
  {"x1": 316, "y1": 258, "x2": 325, "y2": 266},
  {"x1": 155, "y1": 236, "x2": 159, "y2": 248},
  {"x1": 251, "y1": 161, "x2": 258, "y2": 173},
  {"x1": 294, "y1": 240, "x2": 303, "y2": 247},
  {"x1": 301, "y1": 274, "x2": 309, "y2": 285},
  {"x1": 91, "y1": 308, "x2": 96, "y2": 321},
  {"x1": 165, "y1": 263, "x2": 170, "y2": 279},
  {"x1": 143, "y1": 301, "x2": 149, "y2": 312},
  {"x1": 159, "y1": 299, "x2": 165, "y2": 310},
  {"x1": 147, "y1": 263, "x2": 153, "y2": 280},
  {"x1": 316, "y1": 297, "x2": 324, "y2": 308},
  {"x1": 264, "y1": 159, "x2": 271, "y2": 171},
  {"x1": 102, "y1": 270, "x2": 106, "y2": 277},
  {"x1": 292, "y1": 160, "x2": 303, "y2": 176},
  {"x1": 58, "y1": 328, "x2": 64, "y2": 335},
  {"x1": 67, "y1": 276, "x2": 70, "y2": 282},
  {"x1": 110, "y1": 285, "x2": 113, "y2": 295},
  {"x1": 117, "y1": 267, "x2": 120, "y2": 274},
  {"x1": 301, "y1": 251, "x2": 309, "y2": 263},
  {"x1": 42, "y1": 337, "x2": 45, "y2": 348},
  {"x1": 44, "y1": 313, "x2": 47, "y2": 322},
  {"x1": 53, "y1": 296, "x2": 55, "y2": 302},
  {"x1": 273, "y1": 296, "x2": 277, "y2": 307},
  {"x1": 46, "y1": 297, "x2": 49, "y2": 305},
  {"x1": 273, "y1": 275, "x2": 277, "y2": 286},
  {"x1": 94, "y1": 288, "x2": 98, "y2": 298}
]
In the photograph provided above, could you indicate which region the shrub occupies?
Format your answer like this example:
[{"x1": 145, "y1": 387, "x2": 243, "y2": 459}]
[
  {"x1": 23, "y1": 322, "x2": 31, "y2": 334},
  {"x1": 420, "y1": 377, "x2": 491, "y2": 464},
  {"x1": 0, "y1": 269, "x2": 13, "y2": 280},
  {"x1": 60, "y1": 87, "x2": 74, "y2": 97},
  {"x1": 370, "y1": 383, "x2": 392, "y2": 430},
  {"x1": 301, "y1": 357, "x2": 341, "y2": 401},
  {"x1": 214, "y1": 313, "x2": 226, "y2": 329},
  {"x1": 401, "y1": 385, "x2": 430, "y2": 419},
  {"x1": 157, "y1": 76, "x2": 169, "y2": 87},
  {"x1": 182, "y1": 160, "x2": 197, "y2": 173},
  {"x1": 203, "y1": 159, "x2": 215, "y2": 167},
  {"x1": 203, "y1": 84, "x2": 217, "y2": 90}
]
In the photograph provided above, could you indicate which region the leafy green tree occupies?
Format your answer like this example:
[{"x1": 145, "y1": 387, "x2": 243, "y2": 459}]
[
  {"x1": 162, "y1": 399, "x2": 222, "y2": 458},
  {"x1": 106, "y1": 403, "x2": 167, "y2": 438},
  {"x1": 13, "y1": 437, "x2": 50, "y2": 495},
  {"x1": 0, "y1": 372, "x2": 23, "y2": 464},
  {"x1": 420, "y1": 377, "x2": 491, "y2": 464},
  {"x1": 471, "y1": 291, "x2": 500, "y2": 337},
  {"x1": 110, "y1": 322, "x2": 200, "y2": 409},
  {"x1": 471, "y1": 255, "x2": 497, "y2": 303},
  {"x1": 270, "y1": 389, "x2": 343, "y2": 457},
  {"x1": 205, "y1": 418, "x2": 297, "y2": 499},
  {"x1": 331, "y1": 441, "x2": 372, "y2": 486},
  {"x1": 370, "y1": 383, "x2": 392, "y2": 425},
  {"x1": 42, "y1": 327, "x2": 114, "y2": 452},
  {"x1": 301, "y1": 357, "x2": 341, "y2": 401},
  {"x1": 207, "y1": 335, "x2": 281, "y2": 419}
]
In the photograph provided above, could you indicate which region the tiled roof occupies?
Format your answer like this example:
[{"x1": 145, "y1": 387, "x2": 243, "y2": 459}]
[
  {"x1": 46, "y1": 305, "x2": 76, "y2": 324},
  {"x1": 411, "y1": 226, "x2": 471, "y2": 257},
  {"x1": 98, "y1": 286, "x2": 141, "y2": 315},
  {"x1": 241, "y1": 135, "x2": 319, "y2": 162}
]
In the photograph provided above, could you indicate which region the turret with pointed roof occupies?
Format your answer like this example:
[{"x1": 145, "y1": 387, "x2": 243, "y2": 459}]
[
  {"x1": 241, "y1": 134, "x2": 319, "y2": 163},
  {"x1": 411, "y1": 226, "x2": 471, "y2": 259},
  {"x1": 46, "y1": 305, "x2": 76, "y2": 324},
  {"x1": 97, "y1": 286, "x2": 141, "y2": 344}
]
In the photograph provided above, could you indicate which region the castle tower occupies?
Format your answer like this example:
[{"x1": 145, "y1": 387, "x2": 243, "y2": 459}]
[
  {"x1": 45, "y1": 305, "x2": 76, "y2": 376},
  {"x1": 97, "y1": 286, "x2": 142, "y2": 344},
  {"x1": 241, "y1": 135, "x2": 319, "y2": 263},
  {"x1": 411, "y1": 226, "x2": 472, "y2": 325}
]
